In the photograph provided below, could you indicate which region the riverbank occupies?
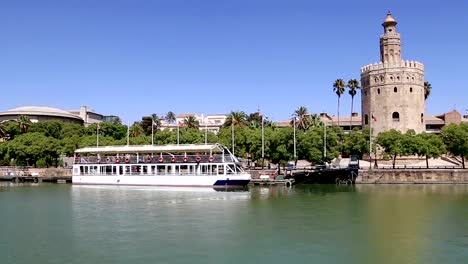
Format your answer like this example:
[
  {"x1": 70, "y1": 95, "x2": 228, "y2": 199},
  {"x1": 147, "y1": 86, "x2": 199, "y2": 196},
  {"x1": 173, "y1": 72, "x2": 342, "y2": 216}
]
[{"x1": 357, "y1": 169, "x2": 468, "y2": 184}]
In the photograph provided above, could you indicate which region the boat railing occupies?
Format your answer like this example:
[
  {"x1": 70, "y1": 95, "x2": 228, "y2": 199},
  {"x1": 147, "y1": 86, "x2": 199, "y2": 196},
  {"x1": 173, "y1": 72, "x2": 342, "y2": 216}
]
[{"x1": 74, "y1": 155, "x2": 223, "y2": 164}]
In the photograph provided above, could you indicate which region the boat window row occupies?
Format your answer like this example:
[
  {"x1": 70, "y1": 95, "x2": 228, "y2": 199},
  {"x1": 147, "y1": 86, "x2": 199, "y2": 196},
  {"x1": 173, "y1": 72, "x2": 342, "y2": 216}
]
[{"x1": 75, "y1": 163, "x2": 241, "y2": 176}]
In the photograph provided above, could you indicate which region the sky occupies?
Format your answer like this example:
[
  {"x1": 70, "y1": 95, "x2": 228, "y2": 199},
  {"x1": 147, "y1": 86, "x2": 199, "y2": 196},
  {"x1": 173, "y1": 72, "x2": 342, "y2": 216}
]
[{"x1": 1, "y1": 0, "x2": 467, "y2": 123}]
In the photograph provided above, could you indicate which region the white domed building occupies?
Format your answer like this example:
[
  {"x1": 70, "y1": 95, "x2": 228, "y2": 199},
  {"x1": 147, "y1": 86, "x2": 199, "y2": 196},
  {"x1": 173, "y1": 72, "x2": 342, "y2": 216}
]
[{"x1": 0, "y1": 106, "x2": 84, "y2": 125}]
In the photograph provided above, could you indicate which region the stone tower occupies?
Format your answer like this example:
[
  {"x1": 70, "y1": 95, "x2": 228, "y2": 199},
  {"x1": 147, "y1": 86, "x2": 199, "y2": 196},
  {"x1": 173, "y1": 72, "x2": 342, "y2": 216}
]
[{"x1": 360, "y1": 12, "x2": 425, "y2": 135}]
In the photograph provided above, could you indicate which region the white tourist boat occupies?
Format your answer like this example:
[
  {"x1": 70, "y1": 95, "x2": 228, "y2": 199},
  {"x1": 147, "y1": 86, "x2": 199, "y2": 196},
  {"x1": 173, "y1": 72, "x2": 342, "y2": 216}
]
[{"x1": 72, "y1": 143, "x2": 251, "y2": 187}]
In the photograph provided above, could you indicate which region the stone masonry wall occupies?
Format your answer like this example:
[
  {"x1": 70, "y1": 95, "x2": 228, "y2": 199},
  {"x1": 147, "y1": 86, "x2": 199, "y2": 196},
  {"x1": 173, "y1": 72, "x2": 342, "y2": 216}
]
[{"x1": 357, "y1": 169, "x2": 468, "y2": 184}]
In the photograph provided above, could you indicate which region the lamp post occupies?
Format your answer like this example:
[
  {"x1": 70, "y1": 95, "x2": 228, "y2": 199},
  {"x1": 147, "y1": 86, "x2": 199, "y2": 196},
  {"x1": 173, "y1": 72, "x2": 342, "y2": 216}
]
[{"x1": 292, "y1": 114, "x2": 297, "y2": 166}]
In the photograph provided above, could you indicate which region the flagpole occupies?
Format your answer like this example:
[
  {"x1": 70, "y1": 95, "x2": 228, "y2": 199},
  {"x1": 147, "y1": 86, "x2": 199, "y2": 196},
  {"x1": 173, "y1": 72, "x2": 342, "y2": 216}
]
[
  {"x1": 177, "y1": 121, "x2": 180, "y2": 145},
  {"x1": 369, "y1": 112, "x2": 372, "y2": 170},
  {"x1": 324, "y1": 121, "x2": 327, "y2": 160},
  {"x1": 204, "y1": 117, "x2": 208, "y2": 145},
  {"x1": 127, "y1": 121, "x2": 130, "y2": 146},
  {"x1": 261, "y1": 115, "x2": 265, "y2": 167},
  {"x1": 231, "y1": 122, "x2": 235, "y2": 155},
  {"x1": 151, "y1": 119, "x2": 154, "y2": 146}
]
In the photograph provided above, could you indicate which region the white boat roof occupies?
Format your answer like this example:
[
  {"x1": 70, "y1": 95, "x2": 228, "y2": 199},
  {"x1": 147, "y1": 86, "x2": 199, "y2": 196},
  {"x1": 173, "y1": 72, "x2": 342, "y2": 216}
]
[{"x1": 75, "y1": 144, "x2": 225, "y2": 154}]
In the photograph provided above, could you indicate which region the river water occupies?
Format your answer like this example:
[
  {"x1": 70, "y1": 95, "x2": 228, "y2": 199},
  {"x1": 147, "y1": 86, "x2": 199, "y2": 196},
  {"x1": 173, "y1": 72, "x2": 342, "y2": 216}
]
[{"x1": 0, "y1": 183, "x2": 467, "y2": 264}]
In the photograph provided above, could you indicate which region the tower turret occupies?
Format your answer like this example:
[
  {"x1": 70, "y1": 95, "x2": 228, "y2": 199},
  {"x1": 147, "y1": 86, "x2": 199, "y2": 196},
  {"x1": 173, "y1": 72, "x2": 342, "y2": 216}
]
[{"x1": 380, "y1": 12, "x2": 402, "y2": 63}]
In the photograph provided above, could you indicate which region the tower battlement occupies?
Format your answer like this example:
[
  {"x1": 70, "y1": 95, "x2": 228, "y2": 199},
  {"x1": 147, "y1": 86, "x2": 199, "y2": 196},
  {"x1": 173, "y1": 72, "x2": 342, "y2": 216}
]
[{"x1": 361, "y1": 61, "x2": 424, "y2": 74}]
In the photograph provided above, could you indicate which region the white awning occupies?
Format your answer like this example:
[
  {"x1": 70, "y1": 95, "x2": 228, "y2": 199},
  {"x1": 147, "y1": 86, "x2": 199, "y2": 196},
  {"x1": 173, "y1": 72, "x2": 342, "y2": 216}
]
[{"x1": 74, "y1": 144, "x2": 225, "y2": 154}]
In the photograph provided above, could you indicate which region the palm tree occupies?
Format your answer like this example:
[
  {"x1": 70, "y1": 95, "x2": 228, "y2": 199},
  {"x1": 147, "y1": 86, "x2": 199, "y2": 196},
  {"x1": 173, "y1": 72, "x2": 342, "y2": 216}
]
[
  {"x1": 184, "y1": 115, "x2": 200, "y2": 129},
  {"x1": 333, "y1": 79, "x2": 346, "y2": 127},
  {"x1": 17, "y1": 115, "x2": 32, "y2": 133},
  {"x1": 424, "y1": 81, "x2": 432, "y2": 100},
  {"x1": 130, "y1": 122, "x2": 144, "y2": 137},
  {"x1": 310, "y1": 114, "x2": 323, "y2": 127},
  {"x1": 223, "y1": 111, "x2": 249, "y2": 127},
  {"x1": 165, "y1": 111, "x2": 176, "y2": 124},
  {"x1": 291, "y1": 106, "x2": 311, "y2": 130},
  {"x1": 347, "y1": 79, "x2": 361, "y2": 130},
  {"x1": 0, "y1": 122, "x2": 6, "y2": 140},
  {"x1": 151, "y1": 114, "x2": 161, "y2": 130}
]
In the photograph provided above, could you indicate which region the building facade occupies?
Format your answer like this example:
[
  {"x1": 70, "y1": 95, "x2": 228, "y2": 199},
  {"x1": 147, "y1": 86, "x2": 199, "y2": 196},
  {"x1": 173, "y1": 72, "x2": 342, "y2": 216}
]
[
  {"x1": 360, "y1": 12, "x2": 425, "y2": 135},
  {"x1": 160, "y1": 113, "x2": 228, "y2": 134}
]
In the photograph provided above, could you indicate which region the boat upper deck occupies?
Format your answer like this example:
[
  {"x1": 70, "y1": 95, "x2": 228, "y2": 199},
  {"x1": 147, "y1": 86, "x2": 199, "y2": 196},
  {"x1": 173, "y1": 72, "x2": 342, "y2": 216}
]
[
  {"x1": 73, "y1": 143, "x2": 238, "y2": 165},
  {"x1": 75, "y1": 144, "x2": 225, "y2": 154}
]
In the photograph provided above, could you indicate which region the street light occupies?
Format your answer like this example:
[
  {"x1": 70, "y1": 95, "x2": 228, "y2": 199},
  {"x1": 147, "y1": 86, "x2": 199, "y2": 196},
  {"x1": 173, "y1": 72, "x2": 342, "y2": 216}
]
[{"x1": 292, "y1": 114, "x2": 297, "y2": 165}]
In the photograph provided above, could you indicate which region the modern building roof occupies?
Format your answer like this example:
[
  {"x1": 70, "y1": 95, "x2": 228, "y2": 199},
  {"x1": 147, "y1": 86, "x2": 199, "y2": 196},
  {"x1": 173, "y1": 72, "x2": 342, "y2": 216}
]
[{"x1": 0, "y1": 106, "x2": 83, "y2": 121}]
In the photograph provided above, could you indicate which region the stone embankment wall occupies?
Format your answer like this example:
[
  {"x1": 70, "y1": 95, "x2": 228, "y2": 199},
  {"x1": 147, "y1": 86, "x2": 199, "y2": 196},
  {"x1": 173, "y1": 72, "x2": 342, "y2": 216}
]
[
  {"x1": 0, "y1": 167, "x2": 72, "y2": 177},
  {"x1": 357, "y1": 169, "x2": 468, "y2": 184}
]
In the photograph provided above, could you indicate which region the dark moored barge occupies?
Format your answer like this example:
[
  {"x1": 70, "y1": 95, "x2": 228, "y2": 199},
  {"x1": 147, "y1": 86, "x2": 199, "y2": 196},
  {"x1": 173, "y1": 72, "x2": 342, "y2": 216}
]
[{"x1": 286, "y1": 157, "x2": 359, "y2": 185}]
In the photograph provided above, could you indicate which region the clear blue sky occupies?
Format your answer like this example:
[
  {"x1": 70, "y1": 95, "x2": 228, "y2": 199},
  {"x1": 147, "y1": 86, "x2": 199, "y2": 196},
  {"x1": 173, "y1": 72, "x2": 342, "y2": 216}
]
[{"x1": 1, "y1": 0, "x2": 467, "y2": 122}]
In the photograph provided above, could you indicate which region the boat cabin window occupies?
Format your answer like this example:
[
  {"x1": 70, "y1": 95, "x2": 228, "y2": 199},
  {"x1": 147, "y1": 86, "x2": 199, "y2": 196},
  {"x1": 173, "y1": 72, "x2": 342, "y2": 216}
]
[
  {"x1": 188, "y1": 165, "x2": 196, "y2": 174},
  {"x1": 157, "y1": 165, "x2": 165, "y2": 175},
  {"x1": 125, "y1": 166, "x2": 131, "y2": 175},
  {"x1": 142, "y1": 166, "x2": 148, "y2": 174},
  {"x1": 167, "y1": 165, "x2": 173, "y2": 174},
  {"x1": 211, "y1": 165, "x2": 217, "y2": 175},
  {"x1": 201, "y1": 165, "x2": 208, "y2": 175},
  {"x1": 226, "y1": 164, "x2": 236, "y2": 174},
  {"x1": 103, "y1": 166, "x2": 112, "y2": 175},
  {"x1": 119, "y1": 166, "x2": 123, "y2": 175},
  {"x1": 218, "y1": 165, "x2": 225, "y2": 175}
]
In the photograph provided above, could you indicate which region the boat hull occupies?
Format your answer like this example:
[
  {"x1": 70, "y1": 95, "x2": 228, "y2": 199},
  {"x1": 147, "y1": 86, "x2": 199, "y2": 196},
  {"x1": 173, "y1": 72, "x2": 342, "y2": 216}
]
[
  {"x1": 72, "y1": 174, "x2": 251, "y2": 187},
  {"x1": 288, "y1": 168, "x2": 358, "y2": 185}
]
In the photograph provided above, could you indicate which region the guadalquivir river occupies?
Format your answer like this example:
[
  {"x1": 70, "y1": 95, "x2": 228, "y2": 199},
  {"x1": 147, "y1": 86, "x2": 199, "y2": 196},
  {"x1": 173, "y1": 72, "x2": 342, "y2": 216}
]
[{"x1": 1, "y1": 183, "x2": 467, "y2": 264}]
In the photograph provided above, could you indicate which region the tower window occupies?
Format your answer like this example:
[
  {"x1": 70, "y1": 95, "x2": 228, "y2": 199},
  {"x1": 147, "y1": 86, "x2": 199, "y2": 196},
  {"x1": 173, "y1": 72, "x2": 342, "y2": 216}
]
[
  {"x1": 412, "y1": 77, "x2": 415, "y2": 81},
  {"x1": 421, "y1": 113, "x2": 424, "y2": 123},
  {"x1": 390, "y1": 76, "x2": 393, "y2": 81},
  {"x1": 410, "y1": 87, "x2": 413, "y2": 93},
  {"x1": 392, "y1": 112, "x2": 400, "y2": 122},
  {"x1": 397, "y1": 76, "x2": 400, "y2": 81},
  {"x1": 394, "y1": 87, "x2": 398, "y2": 93},
  {"x1": 364, "y1": 91, "x2": 367, "y2": 96},
  {"x1": 377, "y1": 88, "x2": 381, "y2": 94},
  {"x1": 364, "y1": 114, "x2": 369, "y2": 125},
  {"x1": 380, "y1": 76, "x2": 384, "y2": 82}
]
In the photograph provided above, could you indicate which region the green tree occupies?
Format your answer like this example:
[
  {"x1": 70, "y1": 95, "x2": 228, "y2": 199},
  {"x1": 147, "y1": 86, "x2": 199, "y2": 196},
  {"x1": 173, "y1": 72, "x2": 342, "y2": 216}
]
[
  {"x1": 129, "y1": 122, "x2": 144, "y2": 138},
  {"x1": 165, "y1": 111, "x2": 176, "y2": 124},
  {"x1": 17, "y1": 115, "x2": 32, "y2": 134},
  {"x1": 310, "y1": 114, "x2": 323, "y2": 127},
  {"x1": 376, "y1": 129, "x2": 405, "y2": 168},
  {"x1": 441, "y1": 124, "x2": 468, "y2": 169},
  {"x1": 140, "y1": 116, "x2": 154, "y2": 136},
  {"x1": 29, "y1": 121, "x2": 64, "y2": 139},
  {"x1": 424, "y1": 81, "x2": 432, "y2": 100},
  {"x1": 342, "y1": 128, "x2": 369, "y2": 159},
  {"x1": 0, "y1": 123, "x2": 6, "y2": 140},
  {"x1": 347, "y1": 79, "x2": 360, "y2": 129},
  {"x1": 223, "y1": 111, "x2": 249, "y2": 128},
  {"x1": 291, "y1": 106, "x2": 311, "y2": 131},
  {"x1": 416, "y1": 133, "x2": 446, "y2": 168},
  {"x1": 333, "y1": 79, "x2": 346, "y2": 127},
  {"x1": 183, "y1": 115, "x2": 200, "y2": 129},
  {"x1": 5, "y1": 132, "x2": 60, "y2": 167}
]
